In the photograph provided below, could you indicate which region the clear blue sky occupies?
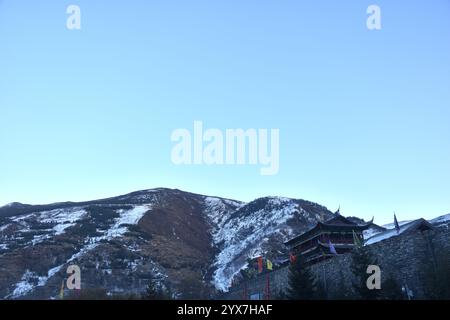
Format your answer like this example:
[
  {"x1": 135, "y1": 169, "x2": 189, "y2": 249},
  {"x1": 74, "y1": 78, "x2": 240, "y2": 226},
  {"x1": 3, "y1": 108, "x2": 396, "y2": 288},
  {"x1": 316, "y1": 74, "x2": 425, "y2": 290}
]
[{"x1": 1, "y1": 1, "x2": 449, "y2": 224}]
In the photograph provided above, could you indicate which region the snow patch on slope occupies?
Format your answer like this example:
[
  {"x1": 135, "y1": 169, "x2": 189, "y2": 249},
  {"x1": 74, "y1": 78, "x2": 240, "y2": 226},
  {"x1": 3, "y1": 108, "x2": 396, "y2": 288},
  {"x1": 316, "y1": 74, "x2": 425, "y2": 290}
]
[
  {"x1": 9, "y1": 271, "x2": 35, "y2": 298},
  {"x1": 204, "y1": 196, "x2": 244, "y2": 231},
  {"x1": 40, "y1": 208, "x2": 86, "y2": 235},
  {"x1": 7, "y1": 205, "x2": 151, "y2": 299},
  {"x1": 105, "y1": 205, "x2": 151, "y2": 238},
  {"x1": 66, "y1": 205, "x2": 152, "y2": 264},
  {"x1": 209, "y1": 197, "x2": 301, "y2": 291},
  {"x1": 7, "y1": 208, "x2": 87, "y2": 246}
]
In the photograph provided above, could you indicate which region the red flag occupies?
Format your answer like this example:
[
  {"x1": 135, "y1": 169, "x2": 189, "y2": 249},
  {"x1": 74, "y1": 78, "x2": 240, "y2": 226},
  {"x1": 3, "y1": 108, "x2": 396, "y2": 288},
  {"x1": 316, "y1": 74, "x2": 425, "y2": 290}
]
[
  {"x1": 257, "y1": 257, "x2": 263, "y2": 273},
  {"x1": 289, "y1": 253, "x2": 297, "y2": 264}
]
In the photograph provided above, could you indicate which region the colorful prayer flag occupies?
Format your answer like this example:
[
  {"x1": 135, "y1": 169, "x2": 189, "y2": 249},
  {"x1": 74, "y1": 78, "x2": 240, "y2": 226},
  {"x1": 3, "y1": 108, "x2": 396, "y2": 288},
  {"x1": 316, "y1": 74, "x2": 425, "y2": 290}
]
[
  {"x1": 353, "y1": 230, "x2": 363, "y2": 247},
  {"x1": 267, "y1": 259, "x2": 273, "y2": 271},
  {"x1": 328, "y1": 240, "x2": 338, "y2": 255},
  {"x1": 289, "y1": 253, "x2": 297, "y2": 264},
  {"x1": 59, "y1": 280, "x2": 65, "y2": 300},
  {"x1": 257, "y1": 256, "x2": 263, "y2": 273}
]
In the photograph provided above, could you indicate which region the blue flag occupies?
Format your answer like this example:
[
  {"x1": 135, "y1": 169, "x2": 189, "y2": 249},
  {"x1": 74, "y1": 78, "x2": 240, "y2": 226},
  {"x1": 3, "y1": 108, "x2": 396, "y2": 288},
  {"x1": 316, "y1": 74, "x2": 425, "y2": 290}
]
[
  {"x1": 394, "y1": 213, "x2": 400, "y2": 234},
  {"x1": 328, "y1": 240, "x2": 338, "y2": 255}
]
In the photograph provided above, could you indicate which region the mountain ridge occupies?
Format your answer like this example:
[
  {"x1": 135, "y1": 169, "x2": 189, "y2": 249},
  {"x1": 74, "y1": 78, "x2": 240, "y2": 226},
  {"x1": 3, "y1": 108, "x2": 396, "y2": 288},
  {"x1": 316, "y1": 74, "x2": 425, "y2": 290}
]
[{"x1": 0, "y1": 188, "x2": 448, "y2": 299}]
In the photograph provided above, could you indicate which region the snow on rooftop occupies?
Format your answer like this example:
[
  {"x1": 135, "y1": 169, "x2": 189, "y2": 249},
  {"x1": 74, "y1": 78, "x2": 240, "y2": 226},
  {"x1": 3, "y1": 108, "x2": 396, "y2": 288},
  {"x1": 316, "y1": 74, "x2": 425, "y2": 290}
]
[
  {"x1": 382, "y1": 220, "x2": 412, "y2": 230},
  {"x1": 430, "y1": 213, "x2": 450, "y2": 226},
  {"x1": 363, "y1": 227, "x2": 383, "y2": 240},
  {"x1": 365, "y1": 219, "x2": 426, "y2": 245}
]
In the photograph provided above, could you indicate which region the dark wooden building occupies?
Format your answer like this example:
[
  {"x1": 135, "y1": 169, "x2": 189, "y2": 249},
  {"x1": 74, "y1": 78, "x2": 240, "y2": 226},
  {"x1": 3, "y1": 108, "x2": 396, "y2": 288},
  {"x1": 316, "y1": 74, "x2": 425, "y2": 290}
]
[{"x1": 285, "y1": 215, "x2": 371, "y2": 265}]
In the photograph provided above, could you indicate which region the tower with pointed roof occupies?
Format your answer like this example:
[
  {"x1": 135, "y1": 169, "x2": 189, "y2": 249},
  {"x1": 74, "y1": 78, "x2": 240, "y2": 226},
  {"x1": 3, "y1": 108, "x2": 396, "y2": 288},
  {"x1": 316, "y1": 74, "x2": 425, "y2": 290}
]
[{"x1": 285, "y1": 215, "x2": 371, "y2": 265}]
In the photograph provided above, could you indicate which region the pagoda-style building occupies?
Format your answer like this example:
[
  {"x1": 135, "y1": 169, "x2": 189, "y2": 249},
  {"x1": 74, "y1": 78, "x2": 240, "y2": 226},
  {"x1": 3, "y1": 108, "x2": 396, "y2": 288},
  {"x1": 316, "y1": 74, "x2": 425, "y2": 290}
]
[{"x1": 285, "y1": 214, "x2": 371, "y2": 265}]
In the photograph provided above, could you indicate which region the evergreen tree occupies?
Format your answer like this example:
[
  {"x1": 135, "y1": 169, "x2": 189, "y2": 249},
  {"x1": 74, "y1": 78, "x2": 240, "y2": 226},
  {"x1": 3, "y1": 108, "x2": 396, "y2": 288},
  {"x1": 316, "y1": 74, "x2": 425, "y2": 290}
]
[
  {"x1": 434, "y1": 249, "x2": 450, "y2": 299},
  {"x1": 178, "y1": 274, "x2": 211, "y2": 299},
  {"x1": 286, "y1": 254, "x2": 316, "y2": 300},
  {"x1": 274, "y1": 289, "x2": 287, "y2": 300},
  {"x1": 144, "y1": 277, "x2": 171, "y2": 300},
  {"x1": 422, "y1": 245, "x2": 450, "y2": 299},
  {"x1": 380, "y1": 274, "x2": 404, "y2": 300},
  {"x1": 350, "y1": 247, "x2": 380, "y2": 300},
  {"x1": 331, "y1": 270, "x2": 354, "y2": 300},
  {"x1": 314, "y1": 280, "x2": 328, "y2": 300},
  {"x1": 67, "y1": 288, "x2": 109, "y2": 300}
]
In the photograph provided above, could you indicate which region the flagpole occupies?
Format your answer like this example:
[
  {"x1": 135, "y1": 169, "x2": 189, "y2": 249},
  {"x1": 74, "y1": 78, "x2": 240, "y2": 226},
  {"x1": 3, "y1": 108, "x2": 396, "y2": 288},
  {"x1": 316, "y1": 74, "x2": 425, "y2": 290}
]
[
  {"x1": 265, "y1": 273, "x2": 270, "y2": 300},
  {"x1": 322, "y1": 262, "x2": 327, "y2": 297}
]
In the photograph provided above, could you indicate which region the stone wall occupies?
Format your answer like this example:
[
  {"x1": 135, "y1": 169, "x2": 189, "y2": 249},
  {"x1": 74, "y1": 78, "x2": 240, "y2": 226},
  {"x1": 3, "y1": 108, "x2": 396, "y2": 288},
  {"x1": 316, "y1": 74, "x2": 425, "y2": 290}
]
[
  {"x1": 223, "y1": 225, "x2": 450, "y2": 300},
  {"x1": 224, "y1": 265, "x2": 289, "y2": 300}
]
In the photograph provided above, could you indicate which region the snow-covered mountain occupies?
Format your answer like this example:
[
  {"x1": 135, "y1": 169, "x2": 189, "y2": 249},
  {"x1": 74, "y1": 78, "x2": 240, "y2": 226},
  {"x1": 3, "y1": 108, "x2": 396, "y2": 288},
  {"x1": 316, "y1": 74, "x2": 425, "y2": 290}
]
[
  {"x1": 0, "y1": 188, "x2": 335, "y2": 299},
  {"x1": 1, "y1": 188, "x2": 447, "y2": 299},
  {"x1": 205, "y1": 196, "x2": 334, "y2": 291}
]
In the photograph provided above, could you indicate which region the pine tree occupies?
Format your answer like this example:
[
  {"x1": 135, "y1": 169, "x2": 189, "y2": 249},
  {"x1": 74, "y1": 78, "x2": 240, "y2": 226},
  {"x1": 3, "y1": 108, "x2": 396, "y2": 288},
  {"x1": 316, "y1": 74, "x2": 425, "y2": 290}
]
[
  {"x1": 144, "y1": 277, "x2": 171, "y2": 300},
  {"x1": 380, "y1": 274, "x2": 404, "y2": 300},
  {"x1": 350, "y1": 247, "x2": 380, "y2": 300},
  {"x1": 422, "y1": 245, "x2": 450, "y2": 299},
  {"x1": 67, "y1": 288, "x2": 109, "y2": 300},
  {"x1": 178, "y1": 273, "x2": 212, "y2": 299},
  {"x1": 331, "y1": 270, "x2": 354, "y2": 300},
  {"x1": 434, "y1": 249, "x2": 450, "y2": 299},
  {"x1": 274, "y1": 289, "x2": 287, "y2": 300},
  {"x1": 314, "y1": 280, "x2": 328, "y2": 300},
  {"x1": 286, "y1": 254, "x2": 316, "y2": 300}
]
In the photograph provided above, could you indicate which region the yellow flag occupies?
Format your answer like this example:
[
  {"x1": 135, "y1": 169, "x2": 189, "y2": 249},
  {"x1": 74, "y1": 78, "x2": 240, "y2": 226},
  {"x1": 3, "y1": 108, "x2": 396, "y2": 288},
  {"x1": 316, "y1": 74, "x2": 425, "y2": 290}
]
[
  {"x1": 59, "y1": 280, "x2": 65, "y2": 300},
  {"x1": 267, "y1": 259, "x2": 273, "y2": 271}
]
